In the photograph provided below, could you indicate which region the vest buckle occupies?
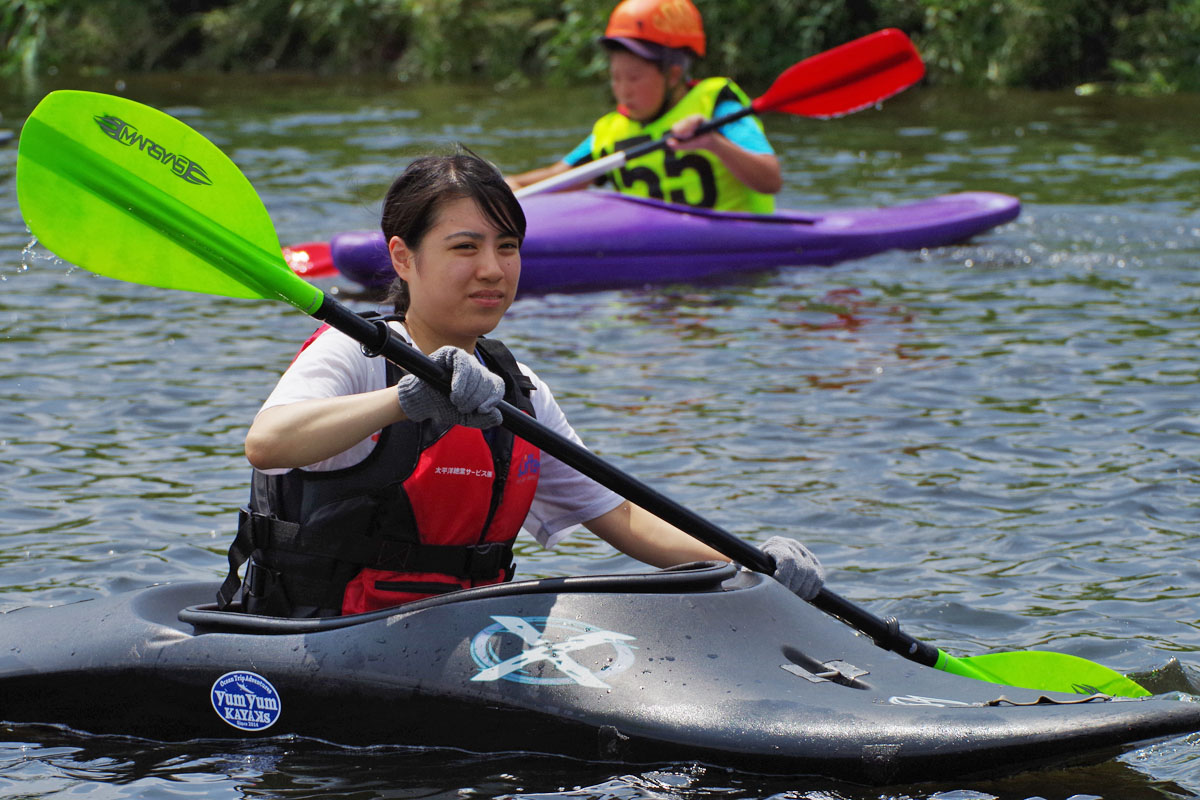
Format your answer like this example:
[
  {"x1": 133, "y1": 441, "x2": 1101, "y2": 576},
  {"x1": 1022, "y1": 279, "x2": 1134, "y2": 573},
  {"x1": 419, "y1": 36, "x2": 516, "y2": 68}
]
[{"x1": 465, "y1": 542, "x2": 514, "y2": 578}]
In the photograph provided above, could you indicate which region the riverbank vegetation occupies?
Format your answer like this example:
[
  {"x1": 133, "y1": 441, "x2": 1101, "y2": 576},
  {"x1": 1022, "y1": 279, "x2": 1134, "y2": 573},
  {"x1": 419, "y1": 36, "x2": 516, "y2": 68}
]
[{"x1": 4, "y1": 0, "x2": 1199, "y2": 94}]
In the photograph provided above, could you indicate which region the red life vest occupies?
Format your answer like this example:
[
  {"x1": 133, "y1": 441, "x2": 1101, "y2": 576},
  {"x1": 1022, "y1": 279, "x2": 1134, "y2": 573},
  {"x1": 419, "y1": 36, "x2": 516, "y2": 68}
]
[
  {"x1": 218, "y1": 328, "x2": 540, "y2": 618},
  {"x1": 341, "y1": 419, "x2": 542, "y2": 614}
]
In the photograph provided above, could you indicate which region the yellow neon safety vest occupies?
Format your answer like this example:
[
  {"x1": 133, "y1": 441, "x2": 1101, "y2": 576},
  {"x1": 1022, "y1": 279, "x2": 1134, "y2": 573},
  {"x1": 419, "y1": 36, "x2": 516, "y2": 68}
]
[{"x1": 590, "y1": 77, "x2": 775, "y2": 214}]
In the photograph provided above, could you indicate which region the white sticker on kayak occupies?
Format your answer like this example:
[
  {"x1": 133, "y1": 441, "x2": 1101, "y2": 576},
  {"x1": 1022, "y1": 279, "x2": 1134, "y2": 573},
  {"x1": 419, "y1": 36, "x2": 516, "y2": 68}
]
[
  {"x1": 470, "y1": 615, "x2": 636, "y2": 688},
  {"x1": 211, "y1": 670, "x2": 282, "y2": 731},
  {"x1": 889, "y1": 694, "x2": 973, "y2": 707}
]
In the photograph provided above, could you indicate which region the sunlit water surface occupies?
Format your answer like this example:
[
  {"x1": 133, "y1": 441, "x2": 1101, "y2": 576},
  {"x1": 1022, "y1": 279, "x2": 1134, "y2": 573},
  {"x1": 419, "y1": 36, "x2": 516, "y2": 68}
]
[{"x1": 1, "y1": 75, "x2": 1199, "y2": 799}]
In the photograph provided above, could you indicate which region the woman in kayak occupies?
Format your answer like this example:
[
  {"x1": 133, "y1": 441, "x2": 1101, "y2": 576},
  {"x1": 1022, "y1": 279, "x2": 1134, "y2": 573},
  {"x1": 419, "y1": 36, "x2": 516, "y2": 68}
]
[
  {"x1": 505, "y1": 0, "x2": 782, "y2": 213},
  {"x1": 221, "y1": 150, "x2": 817, "y2": 618}
]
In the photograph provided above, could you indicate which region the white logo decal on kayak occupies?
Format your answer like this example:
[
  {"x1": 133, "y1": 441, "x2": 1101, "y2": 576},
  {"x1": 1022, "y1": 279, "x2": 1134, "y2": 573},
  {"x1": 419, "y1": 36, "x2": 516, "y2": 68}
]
[
  {"x1": 470, "y1": 615, "x2": 636, "y2": 688},
  {"x1": 211, "y1": 670, "x2": 282, "y2": 731},
  {"x1": 889, "y1": 694, "x2": 973, "y2": 707}
]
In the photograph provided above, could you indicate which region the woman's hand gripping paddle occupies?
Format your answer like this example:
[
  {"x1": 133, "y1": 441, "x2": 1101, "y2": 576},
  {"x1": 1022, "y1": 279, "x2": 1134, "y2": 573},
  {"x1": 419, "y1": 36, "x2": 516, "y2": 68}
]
[
  {"x1": 16, "y1": 90, "x2": 1148, "y2": 699},
  {"x1": 515, "y1": 27, "x2": 925, "y2": 199}
]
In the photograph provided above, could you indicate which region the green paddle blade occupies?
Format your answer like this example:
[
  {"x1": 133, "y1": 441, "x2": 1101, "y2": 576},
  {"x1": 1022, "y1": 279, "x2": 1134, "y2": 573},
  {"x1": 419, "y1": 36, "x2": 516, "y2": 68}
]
[
  {"x1": 17, "y1": 90, "x2": 322, "y2": 313},
  {"x1": 937, "y1": 649, "x2": 1151, "y2": 698}
]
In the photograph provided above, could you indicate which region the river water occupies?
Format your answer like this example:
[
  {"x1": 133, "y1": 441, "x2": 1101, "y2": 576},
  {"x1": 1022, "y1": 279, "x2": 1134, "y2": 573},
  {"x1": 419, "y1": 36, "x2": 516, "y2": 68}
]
[{"x1": 1, "y1": 73, "x2": 1199, "y2": 798}]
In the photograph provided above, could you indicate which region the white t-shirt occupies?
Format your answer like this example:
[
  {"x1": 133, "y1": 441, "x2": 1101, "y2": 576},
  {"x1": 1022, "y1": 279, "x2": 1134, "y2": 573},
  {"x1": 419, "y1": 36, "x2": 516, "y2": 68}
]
[{"x1": 256, "y1": 321, "x2": 623, "y2": 548}]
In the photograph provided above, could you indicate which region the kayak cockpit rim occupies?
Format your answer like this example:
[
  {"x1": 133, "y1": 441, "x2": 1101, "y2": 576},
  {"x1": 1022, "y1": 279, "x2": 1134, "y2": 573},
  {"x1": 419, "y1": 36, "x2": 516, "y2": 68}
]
[{"x1": 179, "y1": 560, "x2": 742, "y2": 635}]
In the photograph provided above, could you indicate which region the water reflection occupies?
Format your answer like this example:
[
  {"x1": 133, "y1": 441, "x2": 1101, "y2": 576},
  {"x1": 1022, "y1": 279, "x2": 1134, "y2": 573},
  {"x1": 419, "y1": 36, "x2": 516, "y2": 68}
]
[{"x1": 2, "y1": 726, "x2": 1197, "y2": 800}]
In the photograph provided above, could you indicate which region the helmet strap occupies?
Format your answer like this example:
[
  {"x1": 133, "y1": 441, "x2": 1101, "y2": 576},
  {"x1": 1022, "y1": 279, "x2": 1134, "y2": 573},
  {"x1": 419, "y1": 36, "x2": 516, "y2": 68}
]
[{"x1": 652, "y1": 63, "x2": 686, "y2": 120}]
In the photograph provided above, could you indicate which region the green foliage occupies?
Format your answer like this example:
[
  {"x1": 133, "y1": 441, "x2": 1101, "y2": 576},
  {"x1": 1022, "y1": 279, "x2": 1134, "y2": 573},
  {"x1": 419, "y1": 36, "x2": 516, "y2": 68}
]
[
  {"x1": 3, "y1": 0, "x2": 1200, "y2": 93},
  {"x1": 396, "y1": 0, "x2": 540, "y2": 82},
  {"x1": 893, "y1": 0, "x2": 1200, "y2": 92},
  {"x1": 2, "y1": 0, "x2": 413, "y2": 77},
  {"x1": 1107, "y1": 0, "x2": 1200, "y2": 92},
  {"x1": 388, "y1": 0, "x2": 609, "y2": 86},
  {"x1": 191, "y1": 0, "x2": 411, "y2": 72},
  {"x1": 3, "y1": 1, "x2": 54, "y2": 83},
  {"x1": 698, "y1": 0, "x2": 880, "y2": 88},
  {"x1": 529, "y1": 1, "x2": 612, "y2": 86},
  {"x1": 900, "y1": 0, "x2": 1040, "y2": 87}
]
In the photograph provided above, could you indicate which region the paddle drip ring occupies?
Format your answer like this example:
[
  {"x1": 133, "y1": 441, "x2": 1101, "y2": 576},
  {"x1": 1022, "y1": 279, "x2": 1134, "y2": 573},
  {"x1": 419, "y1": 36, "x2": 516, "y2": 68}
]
[{"x1": 359, "y1": 318, "x2": 391, "y2": 358}]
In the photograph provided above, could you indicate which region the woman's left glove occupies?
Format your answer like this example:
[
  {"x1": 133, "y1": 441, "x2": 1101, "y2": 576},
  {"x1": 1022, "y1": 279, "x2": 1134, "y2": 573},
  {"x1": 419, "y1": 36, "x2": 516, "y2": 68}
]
[
  {"x1": 761, "y1": 535, "x2": 825, "y2": 600},
  {"x1": 396, "y1": 346, "x2": 504, "y2": 429}
]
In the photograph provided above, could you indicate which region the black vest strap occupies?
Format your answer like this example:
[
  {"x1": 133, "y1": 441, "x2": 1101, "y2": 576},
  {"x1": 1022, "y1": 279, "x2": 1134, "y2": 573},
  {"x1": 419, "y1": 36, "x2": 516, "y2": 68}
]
[
  {"x1": 237, "y1": 508, "x2": 514, "y2": 577},
  {"x1": 217, "y1": 508, "x2": 300, "y2": 609},
  {"x1": 477, "y1": 337, "x2": 537, "y2": 403}
]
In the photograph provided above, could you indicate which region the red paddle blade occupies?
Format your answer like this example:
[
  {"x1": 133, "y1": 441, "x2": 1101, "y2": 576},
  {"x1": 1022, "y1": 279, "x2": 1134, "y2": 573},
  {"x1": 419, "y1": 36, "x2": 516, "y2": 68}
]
[
  {"x1": 283, "y1": 241, "x2": 336, "y2": 278},
  {"x1": 753, "y1": 28, "x2": 924, "y2": 119}
]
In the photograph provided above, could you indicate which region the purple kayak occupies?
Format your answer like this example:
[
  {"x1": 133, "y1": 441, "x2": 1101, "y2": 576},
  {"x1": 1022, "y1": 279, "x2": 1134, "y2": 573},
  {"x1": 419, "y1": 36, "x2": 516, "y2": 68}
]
[{"x1": 329, "y1": 190, "x2": 1020, "y2": 295}]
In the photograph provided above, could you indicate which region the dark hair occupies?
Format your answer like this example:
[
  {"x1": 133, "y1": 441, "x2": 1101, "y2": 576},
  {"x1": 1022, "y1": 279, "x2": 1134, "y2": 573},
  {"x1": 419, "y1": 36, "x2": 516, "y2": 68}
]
[{"x1": 380, "y1": 148, "x2": 526, "y2": 314}]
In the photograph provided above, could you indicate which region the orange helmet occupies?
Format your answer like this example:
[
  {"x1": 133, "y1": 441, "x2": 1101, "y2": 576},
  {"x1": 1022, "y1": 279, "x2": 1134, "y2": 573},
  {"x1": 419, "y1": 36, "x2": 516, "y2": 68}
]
[{"x1": 603, "y1": 0, "x2": 706, "y2": 59}]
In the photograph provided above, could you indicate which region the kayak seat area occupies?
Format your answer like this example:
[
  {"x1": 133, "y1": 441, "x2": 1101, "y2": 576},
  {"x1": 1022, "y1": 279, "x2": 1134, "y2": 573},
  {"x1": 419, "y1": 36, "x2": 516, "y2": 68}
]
[{"x1": 179, "y1": 560, "x2": 742, "y2": 635}]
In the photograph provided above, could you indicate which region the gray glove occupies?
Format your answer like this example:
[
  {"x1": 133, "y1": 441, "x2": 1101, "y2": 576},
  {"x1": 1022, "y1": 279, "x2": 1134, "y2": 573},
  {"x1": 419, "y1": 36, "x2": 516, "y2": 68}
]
[
  {"x1": 762, "y1": 535, "x2": 825, "y2": 600},
  {"x1": 396, "y1": 346, "x2": 504, "y2": 429}
]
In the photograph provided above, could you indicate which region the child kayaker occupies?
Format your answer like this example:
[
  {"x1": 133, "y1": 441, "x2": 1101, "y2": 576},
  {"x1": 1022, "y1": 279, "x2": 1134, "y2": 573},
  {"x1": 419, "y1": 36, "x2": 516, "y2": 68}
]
[
  {"x1": 220, "y1": 150, "x2": 820, "y2": 617},
  {"x1": 505, "y1": 0, "x2": 781, "y2": 213}
]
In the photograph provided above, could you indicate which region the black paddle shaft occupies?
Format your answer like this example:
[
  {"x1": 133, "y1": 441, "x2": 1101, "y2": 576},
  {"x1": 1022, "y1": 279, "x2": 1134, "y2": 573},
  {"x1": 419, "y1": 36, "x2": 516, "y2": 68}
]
[
  {"x1": 314, "y1": 297, "x2": 941, "y2": 668},
  {"x1": 619, "y1": 106, "x2": 757, "y2": 163}
]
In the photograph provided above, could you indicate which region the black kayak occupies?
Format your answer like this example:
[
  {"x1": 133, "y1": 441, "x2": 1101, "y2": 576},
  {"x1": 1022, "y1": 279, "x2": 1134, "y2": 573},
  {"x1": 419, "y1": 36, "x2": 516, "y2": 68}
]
[{"x1": 1, "y1": 561, "x2": 1197, "y2": 784}]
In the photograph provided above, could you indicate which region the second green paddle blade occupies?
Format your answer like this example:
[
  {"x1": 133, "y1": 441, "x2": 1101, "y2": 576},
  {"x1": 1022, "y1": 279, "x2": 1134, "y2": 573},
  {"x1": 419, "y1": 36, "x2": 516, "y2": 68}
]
[{"x1": 939, "y1": 650, "x2": 1150, "y2": 697}]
